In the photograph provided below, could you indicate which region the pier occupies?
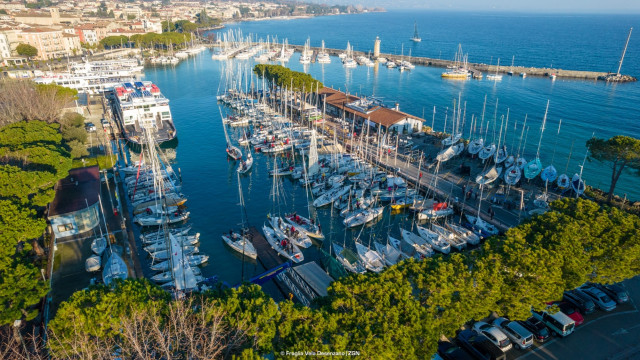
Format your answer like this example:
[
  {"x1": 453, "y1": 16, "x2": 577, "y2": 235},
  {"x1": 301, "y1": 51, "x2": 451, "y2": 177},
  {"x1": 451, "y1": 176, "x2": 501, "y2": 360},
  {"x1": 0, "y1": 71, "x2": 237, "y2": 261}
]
[
  {"x1": 247, "y1": 226, "x2": 332, "y2": 306},
  {"x1": 276, "y1": 43, "x2": 631, "y2": 81}
]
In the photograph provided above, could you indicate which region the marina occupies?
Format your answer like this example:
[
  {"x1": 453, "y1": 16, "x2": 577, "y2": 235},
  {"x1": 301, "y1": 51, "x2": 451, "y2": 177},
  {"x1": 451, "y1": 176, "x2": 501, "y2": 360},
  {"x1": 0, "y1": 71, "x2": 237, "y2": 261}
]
[{"x1": 39, "y1": 11, "x2": 640, "y2": 303}]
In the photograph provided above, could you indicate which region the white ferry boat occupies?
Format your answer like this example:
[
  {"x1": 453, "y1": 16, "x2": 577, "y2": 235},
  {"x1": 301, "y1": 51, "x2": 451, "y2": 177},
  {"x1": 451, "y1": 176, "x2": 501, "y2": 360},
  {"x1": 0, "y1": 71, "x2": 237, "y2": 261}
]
[{"x1": 110, "y1": 81, "x2": 177, "y2": 145}]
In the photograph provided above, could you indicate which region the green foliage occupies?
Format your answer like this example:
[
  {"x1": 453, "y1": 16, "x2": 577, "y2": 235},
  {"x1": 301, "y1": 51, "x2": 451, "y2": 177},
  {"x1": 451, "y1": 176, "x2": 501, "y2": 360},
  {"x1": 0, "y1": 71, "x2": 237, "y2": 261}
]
[
  {"x1": 42, "y1": 198, "x2": 640, "y2": 355},
  {"x1": 587, "y1": 135, "x2": 640, "y2": 201},
  {"x1": 72, "y1": 154, "x2": 116, "y2": 170},
  {"x1": 99, "y1": 35, "x2": 129, "y2": 49},
  {"x1": 16, "y1": 43, "x2": 37, "y2": 58},
  {"x1": 35, "y1": 83, "x2": 78, "y2": 101},
  {"x1": 0, "y1": 121, "x2": 72, "y2": 325},
  {"x1": 253, "y1": 64, "x2": 323, "y2": 93},
  {"x1": 68, "y1": 140, "x2": 88, "y2": 159},
  {"x1": 127, "y1": 14, "x2": 136, "y2": 20},
  {"x1": 196, "y1": 9, "x2": 222, "y2": 27},
  {"x1": 204, "y1": 284, "x2": 280, "y2": 353},
  {"x1": 50, "y1": 279, "x2": 169, "y2": 341},
  {"x1": 130, "y1": 32, "x2": 193, "y2": 49}
]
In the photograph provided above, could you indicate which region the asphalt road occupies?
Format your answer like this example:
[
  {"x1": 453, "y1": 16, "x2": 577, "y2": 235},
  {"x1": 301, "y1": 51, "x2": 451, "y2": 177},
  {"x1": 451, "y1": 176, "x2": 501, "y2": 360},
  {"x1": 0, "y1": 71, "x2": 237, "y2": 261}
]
[{"x1": 513, "y1": 276, "x2": 640, "y2": 360}]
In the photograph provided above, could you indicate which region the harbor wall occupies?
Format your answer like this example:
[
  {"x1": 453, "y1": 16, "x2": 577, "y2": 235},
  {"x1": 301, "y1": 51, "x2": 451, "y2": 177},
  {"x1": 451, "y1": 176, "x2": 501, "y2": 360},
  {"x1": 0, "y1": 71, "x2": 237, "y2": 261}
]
[{"x1": 282, "y1": 44, "x2": 610, "y2": 80}]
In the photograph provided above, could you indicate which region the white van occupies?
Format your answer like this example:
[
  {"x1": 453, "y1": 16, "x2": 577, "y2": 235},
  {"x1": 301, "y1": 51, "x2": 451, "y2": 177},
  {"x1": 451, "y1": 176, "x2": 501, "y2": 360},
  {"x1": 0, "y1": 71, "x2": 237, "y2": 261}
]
[{"x1": 531, "y1": 309, "x2": 575, "y2": 337}]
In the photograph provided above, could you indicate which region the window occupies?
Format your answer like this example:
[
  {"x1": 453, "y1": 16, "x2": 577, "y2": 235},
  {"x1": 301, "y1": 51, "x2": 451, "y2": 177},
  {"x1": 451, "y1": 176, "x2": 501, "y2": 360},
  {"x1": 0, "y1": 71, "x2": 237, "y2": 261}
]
[{"x1": 57, "y1": 223, "x2": 74, "y2": 232}]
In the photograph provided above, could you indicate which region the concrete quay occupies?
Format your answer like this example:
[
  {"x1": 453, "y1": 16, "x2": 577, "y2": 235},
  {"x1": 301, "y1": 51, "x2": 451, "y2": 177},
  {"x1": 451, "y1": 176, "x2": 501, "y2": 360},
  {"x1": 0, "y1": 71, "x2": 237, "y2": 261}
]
[{"x1": 283, "y1": 44, "x2": 622, "y2": 81}]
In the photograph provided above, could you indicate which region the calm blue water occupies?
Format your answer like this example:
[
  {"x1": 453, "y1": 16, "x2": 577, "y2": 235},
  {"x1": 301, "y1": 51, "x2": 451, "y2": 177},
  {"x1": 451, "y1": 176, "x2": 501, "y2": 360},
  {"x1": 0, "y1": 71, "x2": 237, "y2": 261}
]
[{"x1": 143, "y1": 11, "x2": 640, "y2": 285}]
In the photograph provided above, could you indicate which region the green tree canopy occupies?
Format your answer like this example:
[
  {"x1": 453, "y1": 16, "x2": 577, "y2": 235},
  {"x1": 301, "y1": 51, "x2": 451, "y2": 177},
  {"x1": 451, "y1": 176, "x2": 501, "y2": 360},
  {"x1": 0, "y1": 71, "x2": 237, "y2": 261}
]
[
  {"x1": 587, "y1": 135, "x2": 640, "y2": 201},
  {"x1": 0, "y1": 120, "x2": 72, "y2": 325},
  {"x1": 16, "y1": 43, "x2": 37, "y2": 58},
  {"x1": 253, "y1": 64, "x2": 323, "y2": 93},
  {"x1": 99, "y1": 35, "x2": 129, "y2": 49}
]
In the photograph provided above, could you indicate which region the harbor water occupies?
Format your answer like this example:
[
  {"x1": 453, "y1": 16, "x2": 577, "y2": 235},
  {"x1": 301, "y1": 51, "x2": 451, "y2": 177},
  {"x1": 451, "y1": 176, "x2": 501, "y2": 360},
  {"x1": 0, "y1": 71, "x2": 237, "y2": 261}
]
[{"x1": 142, "y1": 11, "x2": 640, "y2": 285}]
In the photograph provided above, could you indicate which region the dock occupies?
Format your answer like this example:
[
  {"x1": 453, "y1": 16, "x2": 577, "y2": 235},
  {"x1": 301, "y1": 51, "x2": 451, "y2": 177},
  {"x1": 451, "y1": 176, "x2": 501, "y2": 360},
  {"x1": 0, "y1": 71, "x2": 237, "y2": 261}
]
[
  {"x1": 278, "y1": 43, "x2": 627, "y2": 81},
  {"x1": 246, "y1": 226, "x2": 334, "y2": 306},
  {"x1": 247, "y1": 226, "x2": 284, "y2": 270}
]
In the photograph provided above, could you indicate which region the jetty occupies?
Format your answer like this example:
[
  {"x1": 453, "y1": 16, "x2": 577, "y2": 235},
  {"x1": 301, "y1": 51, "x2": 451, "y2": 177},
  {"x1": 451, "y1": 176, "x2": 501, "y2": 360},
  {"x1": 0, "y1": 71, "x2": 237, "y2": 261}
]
[
  {"x1": 247, "y1": 226, "x2": 333, "y2": 306},
  {"x1": 228, "y1": 41, "x2": 634, "y2": 82}
]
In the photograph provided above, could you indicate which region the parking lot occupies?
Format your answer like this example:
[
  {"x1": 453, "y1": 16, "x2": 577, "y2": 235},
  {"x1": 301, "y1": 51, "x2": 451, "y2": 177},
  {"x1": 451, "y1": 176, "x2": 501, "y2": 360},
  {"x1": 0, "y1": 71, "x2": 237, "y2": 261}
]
[{"x1": 511, "y1": 276, "x2": 640, "y2": 360}]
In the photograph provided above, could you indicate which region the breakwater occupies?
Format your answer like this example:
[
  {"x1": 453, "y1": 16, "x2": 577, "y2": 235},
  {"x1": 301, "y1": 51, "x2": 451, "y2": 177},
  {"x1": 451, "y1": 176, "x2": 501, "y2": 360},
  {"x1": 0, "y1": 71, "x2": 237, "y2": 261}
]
[{"x1": 282, "y1": 44, "x2": 632, "y2": 81}]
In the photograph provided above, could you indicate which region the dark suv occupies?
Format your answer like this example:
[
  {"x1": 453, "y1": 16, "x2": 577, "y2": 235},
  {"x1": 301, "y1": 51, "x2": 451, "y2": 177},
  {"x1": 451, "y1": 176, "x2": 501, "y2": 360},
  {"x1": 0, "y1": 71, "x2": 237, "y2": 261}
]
[
  {"x1": 517, "y1": 317, "x2": 551, "y2": 343},
  {"x1": 563, "y1": 290, "x2": 595, "y2": 314},
  {"x1": 438, "y1": 340, "x2": 475, "y2": 360},
  {"x1": 456, "y1": 330, "x2": 506, "y2": 360}
]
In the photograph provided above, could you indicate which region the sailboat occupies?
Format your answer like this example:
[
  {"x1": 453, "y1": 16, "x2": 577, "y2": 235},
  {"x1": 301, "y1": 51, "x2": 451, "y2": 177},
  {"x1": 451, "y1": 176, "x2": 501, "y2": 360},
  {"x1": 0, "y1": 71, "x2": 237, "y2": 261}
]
[
  {"x1": 262, "y1": 223, "x2": 303, "y2": 263},
  {"x1": 221, "y1": 173, "x2": 257, "y2": 259},
  {"x1": 486, "y1": 58, "x2": 503, "y2": 81},
  {"x1": 220, "y1": 107, "x2": 242, "y2": 160},
  {"x1": 299, "y1": 37, "x2": 311, "y2": 64},
  {"x1": 541, "y1": 120, "x2": 562, "y2": 183},
  {"x1": 400, "y1": 229, "x2": 434, "y2": 258},
  {"x1": 237, "y1": 152, "x2": 253, "y2": 174},
  {"x1": 332, "y1": 242, "x2": 366, "y2": 274},
  {"x1": 557, "y1": 139, "x2": 575, "y2": 189},
  {"x1": 524, "y1": 101, "x2": 549, "y2": 180},
  {"x1": 416, "y1": 225, "x2": 451, "y2": 254},
  {"x1": 374, "y1": 238, "x2": 405, "y2": 266},
  {"x1": 410, "y1": 21, "x2": 421, "y2": 42},
  {"x1": 475, "y1": 165, "x2": 503, "y2": 185},
  {"x1": 317, "y1": 40, "x2": 331, "y2": 64},
  {"x1": 355, "y1": 240, "x2": 385, "y2": 273}
]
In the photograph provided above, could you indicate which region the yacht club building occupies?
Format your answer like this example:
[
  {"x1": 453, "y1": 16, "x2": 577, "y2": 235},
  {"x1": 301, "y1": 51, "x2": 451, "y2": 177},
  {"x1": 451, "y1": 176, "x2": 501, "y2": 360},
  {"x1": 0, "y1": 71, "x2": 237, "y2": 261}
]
[{"x1": 318, "y1": 87, "x2": 424, "y2": 134}]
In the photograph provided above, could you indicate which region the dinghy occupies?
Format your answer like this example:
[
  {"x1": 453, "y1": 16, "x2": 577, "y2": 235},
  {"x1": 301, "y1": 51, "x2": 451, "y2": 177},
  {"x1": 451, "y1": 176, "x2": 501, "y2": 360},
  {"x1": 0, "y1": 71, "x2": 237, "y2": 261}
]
[
  {"x1": 91, "y1": 236, "x2": 107, "y2": 255},
  {"x1": 85, "y1": 254, "x2": 101, "y2": 272}
]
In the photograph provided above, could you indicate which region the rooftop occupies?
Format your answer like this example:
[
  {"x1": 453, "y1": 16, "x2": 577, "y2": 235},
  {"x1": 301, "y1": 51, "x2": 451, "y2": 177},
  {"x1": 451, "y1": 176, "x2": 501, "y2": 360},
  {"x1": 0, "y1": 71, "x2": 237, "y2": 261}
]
[
  {"x1": 320, "y1": 87, "x2": 424, "y2": 128},
  {"x1": 48, "y1": 166, "x2": 100, "y2": 217}
]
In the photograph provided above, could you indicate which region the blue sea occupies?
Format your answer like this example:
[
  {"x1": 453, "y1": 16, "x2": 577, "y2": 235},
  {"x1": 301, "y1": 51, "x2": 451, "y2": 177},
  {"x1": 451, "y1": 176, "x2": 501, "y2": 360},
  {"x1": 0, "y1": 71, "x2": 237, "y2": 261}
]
[{"x1": 143, "y1": 11, "x2": 640, "y2": 285}]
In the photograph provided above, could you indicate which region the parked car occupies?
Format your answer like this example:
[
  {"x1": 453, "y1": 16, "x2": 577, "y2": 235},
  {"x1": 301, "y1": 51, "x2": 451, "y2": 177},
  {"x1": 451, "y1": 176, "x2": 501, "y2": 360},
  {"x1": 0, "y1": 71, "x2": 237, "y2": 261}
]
[
  {"x1": 517, "y1": 317, "x2": 551, "y2": 343},
  {"x1": 592, "y1": 283, "x2": 629, "y2": 304},
  {"x1": 547, "y1": 301, "x2": 584, "y2": 325},
  {"x1": 531, "y1": 309, "x2": 576, "y2": 337},
  {"x1": 85, "y1": 122, "x2": 96, "y2": 132},
  {"x1": 577, "y1": 286, "x2": 617, "y2": 311},
  {"x1": 456, "y1": 330, "x2": 506, "y2": 360},
  {"x1": 492, "y1": 317, "x2": 534, "y2": 350},
  {"x1": 563, "y1": 290, "x2": 596, "y2": 314},
  {"x1": 100, "y1": 118, "x2": 109, "y2": 126},
  {"x1": 472, "y1": 321, "x2": 512, "y2": 352},
  {"x1": 438, "y1": 340, "x2": 475, "y2": 360}
]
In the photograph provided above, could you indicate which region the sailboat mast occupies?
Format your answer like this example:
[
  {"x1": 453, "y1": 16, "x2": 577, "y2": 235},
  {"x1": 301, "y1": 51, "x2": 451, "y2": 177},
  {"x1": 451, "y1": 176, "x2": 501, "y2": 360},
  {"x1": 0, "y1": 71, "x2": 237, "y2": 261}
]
[
  {"x1": 616, "y1": 28, "x2": 633, "y2": 76},
  {"x1": 536, "y1": 100, "x2": 549, "y2": 159}
]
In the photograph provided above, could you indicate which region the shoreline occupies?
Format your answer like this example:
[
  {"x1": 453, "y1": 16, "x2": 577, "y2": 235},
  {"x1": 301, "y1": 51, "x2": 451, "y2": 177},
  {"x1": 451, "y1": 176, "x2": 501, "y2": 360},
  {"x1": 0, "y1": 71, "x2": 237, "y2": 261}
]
[{"x1": 219, "y1": 10, "x2": 386, "y2": 26}]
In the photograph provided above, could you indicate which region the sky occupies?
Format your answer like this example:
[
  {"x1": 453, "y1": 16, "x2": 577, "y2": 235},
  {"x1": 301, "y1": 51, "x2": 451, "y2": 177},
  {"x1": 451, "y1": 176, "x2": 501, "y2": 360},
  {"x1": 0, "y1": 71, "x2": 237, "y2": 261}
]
[{"x1": 315, "y1": 0, "x2": 640, "y2": 13}]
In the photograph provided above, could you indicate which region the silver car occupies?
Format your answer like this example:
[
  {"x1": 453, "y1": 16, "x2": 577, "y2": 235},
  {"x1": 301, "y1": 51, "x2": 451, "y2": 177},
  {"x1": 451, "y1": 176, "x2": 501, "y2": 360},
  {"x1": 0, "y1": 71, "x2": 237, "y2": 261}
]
[
  {"x1": 493, "y1": 317, "x2": 534, "y2": 350},
  {"x1": 578, "y1": 286, "x2": 616, "y2": 311}
]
